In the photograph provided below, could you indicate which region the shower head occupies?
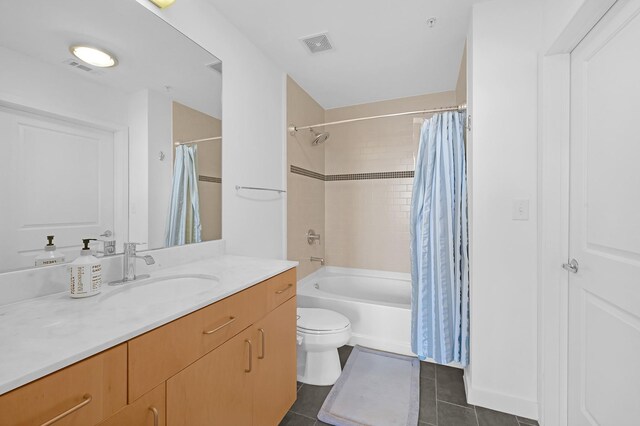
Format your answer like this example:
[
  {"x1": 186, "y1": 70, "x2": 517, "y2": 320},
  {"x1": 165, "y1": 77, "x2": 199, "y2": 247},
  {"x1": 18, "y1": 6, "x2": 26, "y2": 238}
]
[{"x1": 310, "y1": 128, "x2": 330, "y2": 145}]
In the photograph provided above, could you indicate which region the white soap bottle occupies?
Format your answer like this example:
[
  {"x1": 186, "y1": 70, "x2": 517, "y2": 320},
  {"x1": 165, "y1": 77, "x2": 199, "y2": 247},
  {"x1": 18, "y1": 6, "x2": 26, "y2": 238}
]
[
  {"x1": 35, "y1": 235, "x2": 66, "y2": 267},
  {"x1": 69, "y1": 238, "x2": 102, "y2": 298}
]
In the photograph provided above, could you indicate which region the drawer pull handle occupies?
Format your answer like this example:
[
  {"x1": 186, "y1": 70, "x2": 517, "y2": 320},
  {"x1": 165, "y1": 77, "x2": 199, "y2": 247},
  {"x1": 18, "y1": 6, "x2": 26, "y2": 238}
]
[
  {"x1": 245, "y1": 339, "x2": 253, "y2": 373},
  {"x1": 275, "y1": 283, "x2": 293, "y2": 294},
  {"x1": 258, "y1": 328, "x2": 266, "y2": 359},
  {"x1": 149, "y1": 406, "x2": 159, "y2": 426},
  {"x1": 40, "y1": 394, "x2": 92, "y2": 426},
  {"x1": 203, "y1": 316, "x2": 236, "y2": 335}
]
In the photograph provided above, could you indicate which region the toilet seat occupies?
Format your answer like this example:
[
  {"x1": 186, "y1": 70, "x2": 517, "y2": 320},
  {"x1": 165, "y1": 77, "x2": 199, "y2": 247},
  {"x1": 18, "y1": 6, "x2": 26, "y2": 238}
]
[{"x1": 297, "y1": 308, "x2": 350, "y2": 334}]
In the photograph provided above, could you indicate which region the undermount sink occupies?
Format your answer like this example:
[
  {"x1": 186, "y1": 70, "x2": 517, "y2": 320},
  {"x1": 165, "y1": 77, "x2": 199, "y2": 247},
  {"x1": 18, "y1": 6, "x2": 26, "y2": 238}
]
[{"x1": 101, "y1": 273, "x2": 220, "y2": 304}]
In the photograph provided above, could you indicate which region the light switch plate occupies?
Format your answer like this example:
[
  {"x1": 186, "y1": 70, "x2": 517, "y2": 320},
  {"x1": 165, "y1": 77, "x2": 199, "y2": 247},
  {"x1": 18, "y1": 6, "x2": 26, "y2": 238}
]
[{"x1": 512, "y1": 199, "x2": 529, "y2": 221}]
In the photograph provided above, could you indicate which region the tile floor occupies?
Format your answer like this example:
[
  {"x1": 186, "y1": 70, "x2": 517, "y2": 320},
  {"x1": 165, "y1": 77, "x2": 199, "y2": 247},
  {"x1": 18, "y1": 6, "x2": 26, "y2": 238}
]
[{"x1": 280, "y1": 346, "x2": 539, "y2": 426}]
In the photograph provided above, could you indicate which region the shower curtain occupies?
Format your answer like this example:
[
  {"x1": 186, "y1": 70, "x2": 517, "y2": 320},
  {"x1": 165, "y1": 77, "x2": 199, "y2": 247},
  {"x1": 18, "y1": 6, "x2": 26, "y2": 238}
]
[
  {"x1": 410, "y1": 111, "x2": 469, "y2": 366},
  {"x1": 165, "y1": 144, "x2": 202, "y2": 246}
]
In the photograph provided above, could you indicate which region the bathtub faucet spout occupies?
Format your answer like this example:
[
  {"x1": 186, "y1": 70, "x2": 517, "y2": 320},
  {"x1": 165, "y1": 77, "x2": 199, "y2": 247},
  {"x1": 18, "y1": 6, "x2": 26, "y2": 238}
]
[{"x1": 310, "y1": 256, "x2": 325, "y2": 266}]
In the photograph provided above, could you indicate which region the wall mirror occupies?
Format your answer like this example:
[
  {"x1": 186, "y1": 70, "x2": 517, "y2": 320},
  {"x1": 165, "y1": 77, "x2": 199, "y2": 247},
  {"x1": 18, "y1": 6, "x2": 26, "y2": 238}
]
[{"x1": 0, "y1": 0, "x2": 222, "y2": 273}]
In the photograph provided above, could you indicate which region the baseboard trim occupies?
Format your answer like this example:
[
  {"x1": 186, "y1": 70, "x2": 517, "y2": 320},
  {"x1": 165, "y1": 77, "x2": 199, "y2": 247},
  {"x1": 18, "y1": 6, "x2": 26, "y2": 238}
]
[{"x1": 464, "y1": 374, "x2": 539, "y2": 421}]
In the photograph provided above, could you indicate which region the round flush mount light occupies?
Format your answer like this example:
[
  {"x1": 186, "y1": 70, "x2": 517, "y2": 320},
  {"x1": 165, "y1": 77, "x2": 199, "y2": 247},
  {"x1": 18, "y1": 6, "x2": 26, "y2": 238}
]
[
  {"x1": 426, "y1": 17, "x2": 437, "y2": 28},
  {"x1": 70, "y1": 45, "x2": 118, "y2": 68}
]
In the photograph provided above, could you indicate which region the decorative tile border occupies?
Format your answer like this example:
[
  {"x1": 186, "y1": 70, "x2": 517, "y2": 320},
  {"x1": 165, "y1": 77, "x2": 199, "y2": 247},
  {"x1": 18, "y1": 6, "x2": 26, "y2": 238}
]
[
  {"x1": 290, "y1": 165, "x2": 325, "y2": 181},
  {"x1": 326, "y1": 170, "x2": 414, "y2": 181},
  {"x1": 199, "y1": 175, "x2": 221, "y2": 183},
  {"x1": 290, "y1": 165, "x2": 414, "y2": 181}
]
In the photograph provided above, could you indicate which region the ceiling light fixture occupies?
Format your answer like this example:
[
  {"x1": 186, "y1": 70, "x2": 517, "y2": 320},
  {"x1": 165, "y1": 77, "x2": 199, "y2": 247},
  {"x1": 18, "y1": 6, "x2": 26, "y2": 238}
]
[
  {"x1": 70, "y1": 45, "x2": 117, "y2": 68},
  {"x1": 149, "y1": 0, "x2": 176, "y2": 8}
]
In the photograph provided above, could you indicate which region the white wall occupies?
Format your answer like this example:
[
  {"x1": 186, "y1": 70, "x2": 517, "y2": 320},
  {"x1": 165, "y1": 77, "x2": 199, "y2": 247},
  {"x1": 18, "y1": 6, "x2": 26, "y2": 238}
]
[
  {"x1": 466, "y1": 0, "x2": 542, "y2": 419},
  {"x1": 136, "y1": 0, "x2": 287, "y2": 259},
  {"x1": 128, "y1": 89, "x2": 174, "y2": 251},
  {"x1": 128, "y1": 90, "x2": 150, "y2": 248},
  {"x1": 543, "y1": 0, "x2": 587, "y2": 49},
  {"x1": 147, "y1": 91, "x2": 173, "y2": 250},
  {"x1": 0, "y1": 47, "x2": 129, "y2": 127}
]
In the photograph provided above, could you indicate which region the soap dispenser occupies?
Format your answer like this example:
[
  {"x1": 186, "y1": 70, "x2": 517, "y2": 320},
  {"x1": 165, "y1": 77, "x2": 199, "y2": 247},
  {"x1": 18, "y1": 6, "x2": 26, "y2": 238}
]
[
  {"x1": 69, "y1": 238, "x2": 102, "y2": 298},
  {"x1": 35, "y1": 235, "x2": 65, "y2": 267}
]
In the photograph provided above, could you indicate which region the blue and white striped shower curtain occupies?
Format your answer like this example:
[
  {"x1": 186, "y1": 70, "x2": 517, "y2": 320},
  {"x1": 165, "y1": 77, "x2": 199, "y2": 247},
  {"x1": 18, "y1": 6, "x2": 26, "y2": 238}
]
[
  {"x1": 410, "y1": 111, "x2": 469, "y2": 366},
  {"x1": 165, "y1": 144, "x2": 202, "y2": 247}
]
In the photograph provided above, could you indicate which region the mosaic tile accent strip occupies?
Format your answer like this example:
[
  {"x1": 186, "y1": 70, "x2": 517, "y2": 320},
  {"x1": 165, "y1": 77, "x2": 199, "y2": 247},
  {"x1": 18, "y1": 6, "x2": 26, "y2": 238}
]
[
  {"x1": 199, "y1": 175, "x2": 221, "y2": 183},
  {"x1": 290, "y1": 165, "x2": 325, "y2": 181},
  {"x1": 326, "y1": 170, "x2": 414, "y2": 181},
  {"x1": 290, "y1": 165, "x2": 414, "y2": 181}
]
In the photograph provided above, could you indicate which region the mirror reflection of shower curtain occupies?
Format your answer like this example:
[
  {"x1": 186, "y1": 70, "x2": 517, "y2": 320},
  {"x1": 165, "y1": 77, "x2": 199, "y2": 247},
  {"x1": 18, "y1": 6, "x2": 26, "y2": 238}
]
[{"x1": 165, "y1": 144, "x2": 202, "y2": 246}]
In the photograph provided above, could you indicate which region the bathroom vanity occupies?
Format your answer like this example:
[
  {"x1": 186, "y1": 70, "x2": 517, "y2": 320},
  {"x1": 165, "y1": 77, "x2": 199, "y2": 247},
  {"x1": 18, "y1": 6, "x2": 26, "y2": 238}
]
[{"x1": 0, "y1": 257, "x2": 297, "y2": 426}]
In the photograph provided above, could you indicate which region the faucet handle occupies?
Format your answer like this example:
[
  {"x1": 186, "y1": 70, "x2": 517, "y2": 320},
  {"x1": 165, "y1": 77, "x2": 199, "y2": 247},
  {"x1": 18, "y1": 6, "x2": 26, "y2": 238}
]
[
  {"x1": 124, "y1": 242, "x2": 146, "y2": 248},
  {"x1": 123, "y1": 242, "x2": 146, "y2": 255},
  {"x1": 97, "y1": 239, "x2": 117, "y2": 256}
]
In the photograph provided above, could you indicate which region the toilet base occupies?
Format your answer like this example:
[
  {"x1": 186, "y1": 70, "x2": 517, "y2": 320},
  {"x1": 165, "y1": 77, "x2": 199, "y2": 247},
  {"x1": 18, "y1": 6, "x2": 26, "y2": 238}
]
[{"x1": 297, "y1": 348, "x2": 342, "y2": 386}]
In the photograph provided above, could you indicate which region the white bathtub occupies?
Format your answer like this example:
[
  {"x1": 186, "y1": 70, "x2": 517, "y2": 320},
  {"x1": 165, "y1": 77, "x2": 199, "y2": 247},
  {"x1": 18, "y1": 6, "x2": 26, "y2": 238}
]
[{"x1": 297, "y1": 266, "x2": 413, "y2": 356}]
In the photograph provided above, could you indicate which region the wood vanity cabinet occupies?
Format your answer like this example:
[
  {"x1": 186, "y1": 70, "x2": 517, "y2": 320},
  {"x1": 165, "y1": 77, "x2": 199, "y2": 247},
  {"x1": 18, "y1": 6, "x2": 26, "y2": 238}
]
[
  {"x1": 0, "y1": 344, "x2": 127, "y2": 426},
  {"x1": 97, "y1": 384, "x2": 165, "y2": 426},
  {"x1": 166, "y1": 297, "x2": 297, "y2": 426},
  {"x1": 0, "y1": 267, "x2": 296, "y2": 426},
  {"x1": 167, "y1": 326, "x2": 255, "y2": 425},
  {"x1": 252, "y1": 298, "x2": 297, "y2": 426}
]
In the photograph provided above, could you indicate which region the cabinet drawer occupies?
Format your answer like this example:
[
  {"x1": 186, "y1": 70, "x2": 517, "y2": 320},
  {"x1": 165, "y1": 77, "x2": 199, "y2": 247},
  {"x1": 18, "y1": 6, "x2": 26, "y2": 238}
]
[
  {"x1": 128, "y1": 282, "x2": 267, "y2": 401},
  {"x1": 97, "y1": 383, "x2": 165, "y2": 426},
  {"x1": 265, "y1": 269, "x2": 296, "y2": 312},
  {"x1": 0, "y1": 345, "x2": 127, "y2": 426}
]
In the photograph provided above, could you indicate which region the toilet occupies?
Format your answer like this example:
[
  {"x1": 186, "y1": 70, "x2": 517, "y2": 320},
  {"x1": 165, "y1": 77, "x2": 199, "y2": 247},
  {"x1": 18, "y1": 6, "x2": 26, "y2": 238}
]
[{"x1": 296, "y1": 308, "x2": 352, "y2": 386}]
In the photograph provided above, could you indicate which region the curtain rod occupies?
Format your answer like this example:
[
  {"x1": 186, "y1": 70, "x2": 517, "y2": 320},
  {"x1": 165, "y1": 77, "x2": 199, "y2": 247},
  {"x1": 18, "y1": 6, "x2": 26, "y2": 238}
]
[
  {"x1": 288, "y1": 104, "x2": 467, "y2": 134},
  {"x1": 174, "y1": 136, "x2": 222, "y2": 146}
]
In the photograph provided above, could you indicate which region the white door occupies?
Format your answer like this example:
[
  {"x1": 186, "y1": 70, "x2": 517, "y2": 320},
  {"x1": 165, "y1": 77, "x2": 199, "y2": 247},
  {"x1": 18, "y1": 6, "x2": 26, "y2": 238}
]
[
  {"x1": 0, "y1": 107, "x2": 116, "y2": 270},
  {"x1": 569, "y1": 0, "x2": 640, "y2": 424}
]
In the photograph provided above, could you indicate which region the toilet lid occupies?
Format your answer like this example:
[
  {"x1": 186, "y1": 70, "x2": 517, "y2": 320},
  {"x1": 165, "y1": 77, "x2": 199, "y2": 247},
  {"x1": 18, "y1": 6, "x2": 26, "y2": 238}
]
[{"x1": 297, "y1": 308, "x2": 350, "y2": 333}]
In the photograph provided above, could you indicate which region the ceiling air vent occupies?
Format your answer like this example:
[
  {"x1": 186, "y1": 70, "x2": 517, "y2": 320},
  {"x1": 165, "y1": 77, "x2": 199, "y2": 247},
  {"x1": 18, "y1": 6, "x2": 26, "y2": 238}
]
[
  {"x1": 63, "y1": 58, "x2": 102, "y2": 75},
  {"x1": 300, "y1": 33, "x2": 333, "y2": 54}
]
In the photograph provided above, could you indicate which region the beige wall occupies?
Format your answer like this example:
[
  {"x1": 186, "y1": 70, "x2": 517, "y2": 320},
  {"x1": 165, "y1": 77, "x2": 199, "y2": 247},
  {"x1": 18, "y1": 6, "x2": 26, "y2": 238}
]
[
  {"x1": 287, "y1": 77, "x2": 460, "y2": 274},
  {"x1": 324, "y1": 91, "x2": 456, "y2": 273},
  {"x1": 287, "y1": 77, "x2": 325, "y2": 278},
  {"x1": 456, "y1": 44, "x2": 467, "y2": 105},
  {"x1": 173, "y1": 102, "x2": 222, "y2": 241}
]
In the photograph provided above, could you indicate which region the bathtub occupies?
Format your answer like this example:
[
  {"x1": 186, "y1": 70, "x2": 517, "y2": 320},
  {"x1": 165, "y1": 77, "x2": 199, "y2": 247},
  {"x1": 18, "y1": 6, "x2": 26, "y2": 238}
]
[{"x1": 297, "y1": 266, "x2": 413, "y2": 356}]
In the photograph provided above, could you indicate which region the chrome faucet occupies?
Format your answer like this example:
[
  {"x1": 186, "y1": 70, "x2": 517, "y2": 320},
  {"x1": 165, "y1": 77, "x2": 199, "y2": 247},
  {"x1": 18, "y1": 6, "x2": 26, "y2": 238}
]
[
  {"x1": 120, "y1": 242, "x2": 155, "y2": 283},
  {"x1": 310, "y1": 256, "x2": 325, "y2": 265}
]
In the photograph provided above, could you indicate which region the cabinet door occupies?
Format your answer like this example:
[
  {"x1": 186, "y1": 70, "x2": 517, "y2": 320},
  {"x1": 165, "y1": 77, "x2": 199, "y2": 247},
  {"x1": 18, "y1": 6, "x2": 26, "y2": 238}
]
[
  {"x1": 97, "y1": 383, "x2": 165, "y2": 426},
  {"x1": 0, "y1": 345, "x2": 126, "y2": 426},
  {"x1": 253, "y1": 297, "x2": 297, "y2": 426},
  {"x1": 167, "y1": 327, "x2": 254, "y2": 426}
]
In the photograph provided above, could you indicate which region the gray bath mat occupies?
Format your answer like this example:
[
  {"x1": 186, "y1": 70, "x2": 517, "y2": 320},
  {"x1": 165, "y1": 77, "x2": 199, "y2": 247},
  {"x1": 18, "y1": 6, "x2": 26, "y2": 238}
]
[{"x1": 318, "y1": 345, "x2": 420, "y2": 426}]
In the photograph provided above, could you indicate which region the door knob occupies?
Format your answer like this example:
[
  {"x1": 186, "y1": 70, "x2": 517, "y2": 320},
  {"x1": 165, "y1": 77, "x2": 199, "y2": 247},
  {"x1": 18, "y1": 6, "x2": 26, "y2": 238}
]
[
  {"x1": 100, "y1": 230, "x2": 113, "y2": 237},
  {"x1": 562, "y1": 259, "x2": 579, "y2": 273}
]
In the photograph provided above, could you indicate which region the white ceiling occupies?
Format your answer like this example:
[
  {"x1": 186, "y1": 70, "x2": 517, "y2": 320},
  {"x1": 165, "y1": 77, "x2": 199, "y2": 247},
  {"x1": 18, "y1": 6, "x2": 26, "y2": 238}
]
[
  {"x1": 207, "y1": 0, "x2": 479, "y2": 109},
  {"x1": 0, "y1": 0, "x2": 222, "y2": 118}
]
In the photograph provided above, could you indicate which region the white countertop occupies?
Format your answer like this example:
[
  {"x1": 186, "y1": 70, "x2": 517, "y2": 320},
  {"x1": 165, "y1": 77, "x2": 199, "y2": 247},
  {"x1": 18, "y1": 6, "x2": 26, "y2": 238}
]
[{"x1": 0, "y1": 255, "x2": 297, "y2": 396}]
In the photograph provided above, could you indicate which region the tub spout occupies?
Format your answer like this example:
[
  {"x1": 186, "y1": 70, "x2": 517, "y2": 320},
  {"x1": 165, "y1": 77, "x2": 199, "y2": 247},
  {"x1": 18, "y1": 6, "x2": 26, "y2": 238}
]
[{"x1": 310, "y1": 256, "x2": 325, "y2": 266}]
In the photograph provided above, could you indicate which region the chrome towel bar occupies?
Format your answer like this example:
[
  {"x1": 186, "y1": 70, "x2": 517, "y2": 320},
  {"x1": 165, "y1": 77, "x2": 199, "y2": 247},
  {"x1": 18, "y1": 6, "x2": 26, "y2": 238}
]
[{"x1": 235, "y1": 185, "x2": 286, "y2": 194}]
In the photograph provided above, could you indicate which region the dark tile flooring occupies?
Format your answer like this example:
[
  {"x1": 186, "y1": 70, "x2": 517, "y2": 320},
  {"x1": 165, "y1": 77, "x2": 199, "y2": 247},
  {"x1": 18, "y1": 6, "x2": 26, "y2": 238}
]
[{"x1": 280, "y1": 346, "x2": 539, "y2": 426}]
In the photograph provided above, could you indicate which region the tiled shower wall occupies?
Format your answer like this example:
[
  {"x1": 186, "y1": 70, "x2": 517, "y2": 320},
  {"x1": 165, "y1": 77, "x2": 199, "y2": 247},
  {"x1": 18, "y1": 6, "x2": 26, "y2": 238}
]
[
  {"x1": 287, "y1": 77, "x2": 325, "y2": 278},
  {"x1": 324, "y1": 91, "x2": 457, "y2": 273},
  {"x1": 287, "y1": 79, "x2": 462, "y2": 275}
]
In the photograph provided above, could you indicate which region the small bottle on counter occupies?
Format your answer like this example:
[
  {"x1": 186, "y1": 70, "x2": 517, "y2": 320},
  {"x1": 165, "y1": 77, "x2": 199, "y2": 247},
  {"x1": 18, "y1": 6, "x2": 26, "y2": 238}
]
[
  {"x1": 68, "y1": 238, "x2": 102, "y2": 298},
  {"x1": 35, "y1": 235, "x2": 66, "y2": 267}
]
